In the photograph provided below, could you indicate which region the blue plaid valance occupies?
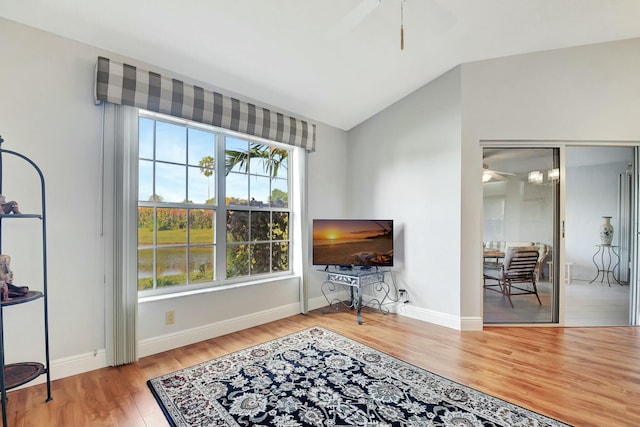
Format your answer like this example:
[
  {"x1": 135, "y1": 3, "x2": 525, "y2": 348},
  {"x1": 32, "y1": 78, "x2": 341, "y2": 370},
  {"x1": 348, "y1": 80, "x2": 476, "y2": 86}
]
[{"x1": 95, "y1": 56, "x2": 316, "y2": 152}]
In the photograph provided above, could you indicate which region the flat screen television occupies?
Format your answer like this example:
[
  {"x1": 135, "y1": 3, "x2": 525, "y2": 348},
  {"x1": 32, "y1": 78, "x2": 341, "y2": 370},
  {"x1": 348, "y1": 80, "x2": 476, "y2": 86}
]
[{"x1": 312, "y1": 219, "x2": 394, "y2": 268}]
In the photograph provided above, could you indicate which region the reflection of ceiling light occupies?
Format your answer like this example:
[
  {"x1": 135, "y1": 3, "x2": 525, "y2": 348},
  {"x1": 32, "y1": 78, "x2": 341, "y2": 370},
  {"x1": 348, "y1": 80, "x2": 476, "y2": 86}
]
[
  {"x1": 528, "y1": 170, "x2": 543, "y2": 184},
  {"x1": 548, "y1": 168, "x2": 559, "y2": 181},
  {"x1": 482, "y1": 172, "x2": 492, "y2": 183}
]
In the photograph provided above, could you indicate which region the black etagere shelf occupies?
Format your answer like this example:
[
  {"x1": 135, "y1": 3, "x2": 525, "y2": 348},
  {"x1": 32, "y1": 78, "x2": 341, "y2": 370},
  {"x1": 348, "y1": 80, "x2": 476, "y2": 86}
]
[{"x1": 0, "y1": 135, "x2": 51, "y2": 427}]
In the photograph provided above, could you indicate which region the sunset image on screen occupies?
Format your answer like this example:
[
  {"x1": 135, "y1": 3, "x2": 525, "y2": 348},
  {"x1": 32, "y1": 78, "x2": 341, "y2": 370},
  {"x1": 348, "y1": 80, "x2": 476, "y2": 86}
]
[{"x1": 312, "y1": 219, "x2": 393, "y2": 266}]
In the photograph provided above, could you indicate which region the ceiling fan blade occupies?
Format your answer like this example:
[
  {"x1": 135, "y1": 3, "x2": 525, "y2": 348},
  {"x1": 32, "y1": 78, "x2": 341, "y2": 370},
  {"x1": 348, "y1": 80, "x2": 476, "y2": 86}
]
[
  {"x1": 482, "y1": 165, "x2": 516, "y2": 183},
  {"x1": 483, "y1": 164, "x2": 515, "y2": 176},
  {"x1": 484, "y1": 171, "x2": 508, "y2": 182}
]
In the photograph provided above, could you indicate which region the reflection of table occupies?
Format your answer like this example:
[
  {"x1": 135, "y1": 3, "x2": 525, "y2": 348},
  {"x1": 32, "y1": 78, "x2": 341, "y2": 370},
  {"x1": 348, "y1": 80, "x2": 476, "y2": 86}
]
[
  {"x1": 321, "y1": 268, "x2": 391, "y2": 324},
  {"x1": 590, "y1": 244, "x2": 621, "y2": 286},
  {"x1": 483, "y1": 250, "x2": 505, "y2": 269},
  {"x1": 483, "y1": 250, "x2": 505, "y2": 260}
]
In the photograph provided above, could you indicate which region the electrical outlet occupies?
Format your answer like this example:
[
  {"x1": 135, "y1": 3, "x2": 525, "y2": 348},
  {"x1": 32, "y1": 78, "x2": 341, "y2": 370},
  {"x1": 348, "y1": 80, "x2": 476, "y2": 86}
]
[
  {"x1": 165, "y1": 310, "x2": 175, "y2": 325},
  {"x1": 398, "y1": 289, "x2": 409, "y2": 304}
]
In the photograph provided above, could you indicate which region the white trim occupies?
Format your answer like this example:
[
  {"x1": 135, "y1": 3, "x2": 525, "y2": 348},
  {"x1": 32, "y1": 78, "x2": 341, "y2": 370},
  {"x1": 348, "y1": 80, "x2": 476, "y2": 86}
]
[
  {"x1": 396, "y1": 304, "x2": 483, "y2": 331},
  {"x1": 307, "y1": 292, "x2": 344, "y2": 311},
  {"x1": 9, "y1": 350, "x2": 108, "y2": 391},
  {"x1": 460, "y1": 316, "x2": 484, "y2": 331},
  {"x1": 480, "y1": 139, "x2": 640, "y2": 146},
  {"x1": 294, "y1": 149, "x2": 309, "y2": 314},
  {"x1": 138, "y1": 274, "x2": 295, "y2": 303},
  {"x1": 631, "y1": 147, "x2": 640, "y2": 325},
  {"x1": 308, "y1": 291, "x2": 402, "y2": 316},
  {"x1": 138, "y1": 303, "x2": 301, "y2": 357}
]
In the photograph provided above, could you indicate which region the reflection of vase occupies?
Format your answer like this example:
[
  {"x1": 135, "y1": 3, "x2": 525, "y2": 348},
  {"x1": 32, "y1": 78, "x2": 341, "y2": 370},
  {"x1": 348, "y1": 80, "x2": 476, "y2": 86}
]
[{"x1": 600, "y1": 216, "x2": 614, "y2": 245}]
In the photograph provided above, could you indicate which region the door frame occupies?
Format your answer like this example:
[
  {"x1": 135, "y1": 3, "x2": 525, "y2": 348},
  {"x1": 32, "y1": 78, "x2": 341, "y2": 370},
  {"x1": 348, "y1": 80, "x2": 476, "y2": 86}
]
[
  {"x1": 481, "y1": 144, "x2": 560, "y2": 324},
  {"x1": 481, "y1": 140, "x2": 640, "y2": 326}
]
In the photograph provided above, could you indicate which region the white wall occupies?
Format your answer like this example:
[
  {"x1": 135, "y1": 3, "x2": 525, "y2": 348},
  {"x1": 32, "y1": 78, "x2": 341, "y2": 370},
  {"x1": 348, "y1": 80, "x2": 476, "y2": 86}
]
[
  {"x1": 306, "y1": 125, "x2": 349, "y2": 302},
  {"x1": 1, "y1": 18, "x2": 106, "y2": 365},
  {"x1": 347, "y1": 67, "x2": 464, "y2": 327},
  {"x1": 0, "y1": 18, "x2": 348, "y2": 378}
]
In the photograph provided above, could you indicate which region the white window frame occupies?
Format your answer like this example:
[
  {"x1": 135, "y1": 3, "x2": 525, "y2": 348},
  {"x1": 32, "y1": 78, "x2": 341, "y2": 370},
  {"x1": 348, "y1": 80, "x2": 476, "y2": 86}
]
[{"x1": 135, "y1": 110, "x2": 296, "y2": 299}]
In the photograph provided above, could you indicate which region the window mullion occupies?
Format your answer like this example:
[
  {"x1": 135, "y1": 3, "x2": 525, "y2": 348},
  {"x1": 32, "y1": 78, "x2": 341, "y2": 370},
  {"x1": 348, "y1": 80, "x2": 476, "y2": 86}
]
[
  {"x1": 185, "y1": 126, "x2": 190, "y2": 285},
  {"x1": 216, "y1": 133, "x2": 227, "y2": 279},
  {"x1": 152, "y1": 120, "x2": 158, "y2": 290}
]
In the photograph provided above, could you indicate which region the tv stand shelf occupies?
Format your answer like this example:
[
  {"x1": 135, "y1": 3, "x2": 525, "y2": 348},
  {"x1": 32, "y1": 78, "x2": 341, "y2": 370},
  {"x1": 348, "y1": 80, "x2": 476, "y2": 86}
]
[{"x1": 320, "y1": 267, "x2": 391, "y2": 324}]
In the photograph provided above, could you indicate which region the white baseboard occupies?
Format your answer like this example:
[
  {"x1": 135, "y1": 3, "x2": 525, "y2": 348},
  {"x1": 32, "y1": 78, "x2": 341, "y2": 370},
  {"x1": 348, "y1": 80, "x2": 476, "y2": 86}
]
[
  {"x1": 12, "y1": 302, "x2": 305, "y2": 391},
  {"x1": 396, "y1": 303, "x2": 483, "y2": 331},
  {"x1": 9, "y1": 349, "x2": 108, "y2": 391},
  {"x1": 307, "y1": 292, "x2": 344, "y2": 311},
  {"x1": 460, "y1": 316, "x2": 483, "y2": 330},
  {"x1": 307, "y1": 291, "x2": 399, "y2": 314},
  {"x1": 138, "y1": 302, "x2": 302, "y2": 357}
]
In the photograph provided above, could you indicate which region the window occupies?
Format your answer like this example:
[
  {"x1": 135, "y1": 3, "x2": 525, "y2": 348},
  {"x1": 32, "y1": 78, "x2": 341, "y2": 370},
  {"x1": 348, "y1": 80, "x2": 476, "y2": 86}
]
[
  {"x1": 137, "y1": 112, "x2": 291, "y2": 292},
  {"x1": 226, "y1": 137, "x2": 290, "y2": 277}
]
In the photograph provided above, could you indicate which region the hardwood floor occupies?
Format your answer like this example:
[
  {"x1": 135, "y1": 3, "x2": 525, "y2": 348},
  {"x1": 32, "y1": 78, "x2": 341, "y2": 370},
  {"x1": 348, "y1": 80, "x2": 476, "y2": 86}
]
[{"x1": 5, "y1": 308, "x2": 640, "y2": 426}]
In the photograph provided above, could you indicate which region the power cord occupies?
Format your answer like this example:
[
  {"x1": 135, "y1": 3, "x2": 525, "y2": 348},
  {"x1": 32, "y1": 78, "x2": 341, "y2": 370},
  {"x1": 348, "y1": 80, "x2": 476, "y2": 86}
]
[{"x1": 388, "y1": 271, "x2": 409, "y2": 304}]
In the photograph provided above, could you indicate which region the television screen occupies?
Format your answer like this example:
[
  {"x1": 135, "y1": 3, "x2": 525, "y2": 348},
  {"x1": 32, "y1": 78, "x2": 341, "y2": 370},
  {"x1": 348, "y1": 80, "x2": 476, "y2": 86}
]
[{"x1": 312, "y1": 219, "x2": 394, "y2": 267}]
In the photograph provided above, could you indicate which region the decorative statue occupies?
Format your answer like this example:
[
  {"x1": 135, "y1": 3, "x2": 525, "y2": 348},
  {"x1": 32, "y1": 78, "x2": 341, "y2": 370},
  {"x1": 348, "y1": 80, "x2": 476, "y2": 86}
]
[
  {"x1": 0, "y1": 254, "x2": 29, "y2": 301},
  {"x1": 0, "y1": 194, "x2": 21, "y2": 214}
]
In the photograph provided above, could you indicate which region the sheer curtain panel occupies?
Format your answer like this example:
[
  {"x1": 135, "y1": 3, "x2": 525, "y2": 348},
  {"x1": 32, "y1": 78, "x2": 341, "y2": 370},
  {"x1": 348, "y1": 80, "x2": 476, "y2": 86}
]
[{"x1": 102, "y1": 104, "x2": 139, "y2": 366}]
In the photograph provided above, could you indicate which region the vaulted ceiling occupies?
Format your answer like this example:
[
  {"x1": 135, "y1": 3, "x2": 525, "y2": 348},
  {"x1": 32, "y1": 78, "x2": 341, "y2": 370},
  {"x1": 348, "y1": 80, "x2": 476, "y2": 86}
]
[{"x1": 2, "y1": 0, "x2": 640, "y2": 130}]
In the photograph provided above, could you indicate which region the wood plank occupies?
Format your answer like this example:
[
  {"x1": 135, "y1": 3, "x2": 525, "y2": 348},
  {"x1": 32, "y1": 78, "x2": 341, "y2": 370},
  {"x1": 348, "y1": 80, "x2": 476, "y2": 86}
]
[{"x1": 5, "y1": 308, "x2": 640, "y2": 426}]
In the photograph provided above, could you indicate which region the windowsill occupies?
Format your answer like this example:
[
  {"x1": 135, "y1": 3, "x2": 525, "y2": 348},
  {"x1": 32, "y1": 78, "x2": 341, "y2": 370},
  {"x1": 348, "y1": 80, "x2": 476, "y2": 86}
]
[{"x1": 138, "y1": 273, "x2": 298, "y2": 304}]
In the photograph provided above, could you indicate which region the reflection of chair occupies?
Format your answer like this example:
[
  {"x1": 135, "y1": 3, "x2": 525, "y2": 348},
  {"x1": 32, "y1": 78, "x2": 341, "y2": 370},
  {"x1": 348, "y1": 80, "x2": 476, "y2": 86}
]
[{"x1": 483, "y1": 246, "x2": 541, "y2": 308}]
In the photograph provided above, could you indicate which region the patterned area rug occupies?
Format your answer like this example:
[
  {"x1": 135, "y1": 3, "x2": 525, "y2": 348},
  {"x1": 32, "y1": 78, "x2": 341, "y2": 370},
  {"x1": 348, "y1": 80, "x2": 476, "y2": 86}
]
[{"x1": 148, "y1": 326, "x2": 570, "y2": 427}]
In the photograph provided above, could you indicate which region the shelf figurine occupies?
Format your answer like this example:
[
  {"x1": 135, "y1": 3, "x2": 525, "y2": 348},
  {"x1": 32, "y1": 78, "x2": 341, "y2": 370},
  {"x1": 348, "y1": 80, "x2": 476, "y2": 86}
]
[
  {"x1": 0, "y1": 254, "x2": 29, "y2": 301},
  {"x1": 0, "y1": 194, "x2": 21, "y2": 214}
]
